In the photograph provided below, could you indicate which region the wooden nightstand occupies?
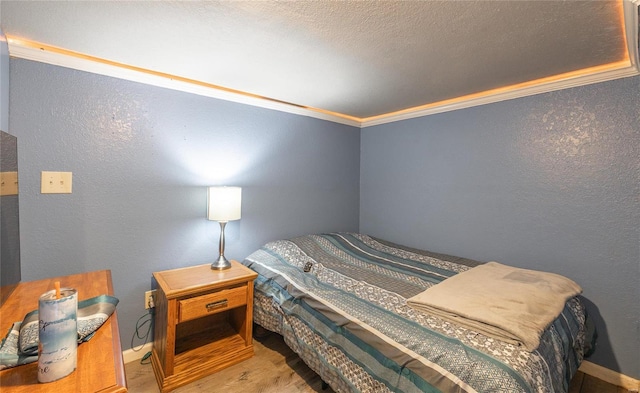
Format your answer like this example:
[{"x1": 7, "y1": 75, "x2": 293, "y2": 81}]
[{"x1": 150, "y1": 261, "x2": 258, "y2": 392}]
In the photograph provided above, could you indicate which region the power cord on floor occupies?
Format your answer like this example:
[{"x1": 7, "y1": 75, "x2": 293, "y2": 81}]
[
  {"x1": 140, "y1": 351, "x2": 152, "y2": 365},
  {"x1": 130, "y1": 308, "x2": 154, "y2": 364}
]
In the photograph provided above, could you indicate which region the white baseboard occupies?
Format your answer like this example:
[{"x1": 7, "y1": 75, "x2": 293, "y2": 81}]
[
  {"x1": 579, "y1": 360, "x2": 640, "y2": 392},
  {"x1": 122, "y1": 342, "x2": 153, "y2": 364}
]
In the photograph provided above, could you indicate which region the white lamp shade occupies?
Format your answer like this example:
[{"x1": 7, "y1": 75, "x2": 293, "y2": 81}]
[{"x1": 207, "y1": 186, "x2": 242, "y2": 222}]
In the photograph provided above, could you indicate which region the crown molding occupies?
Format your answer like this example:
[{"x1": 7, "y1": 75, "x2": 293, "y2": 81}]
[
  {"x1": 6, "y1": 37, "x2": 361, "y2": 128},
  {"x1": 362, "y1": 0, "x2": 639, "y2": 128},
  {"x1": 360, "y1": 61, "x2": 639, "y2": 128},
  {"x1": 7, "y1": 0, "x2": 639, "y2": 130}
]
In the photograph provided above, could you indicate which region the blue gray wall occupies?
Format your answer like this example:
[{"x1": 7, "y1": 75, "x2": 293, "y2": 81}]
[
  {"x1": 361, "y1": 76, "x2": 640, "y2": 378},
  {"x1": 7, "y1": 54, "x2": 639, "y2": 379},
  {"x1": 0, "y1": 29, "x2": 8, "y2": 131},
  {"x1": 9, "y1": 58, "x2": 360, "y2": 352}
]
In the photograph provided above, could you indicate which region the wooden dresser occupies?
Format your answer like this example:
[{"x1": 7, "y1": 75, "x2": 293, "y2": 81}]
[
  {"x1": 151, "y1": 261, "x2": 258, "y2": 392},
  {"x1": 0, "y1": 270, "x2": 127, "y2": 392}
]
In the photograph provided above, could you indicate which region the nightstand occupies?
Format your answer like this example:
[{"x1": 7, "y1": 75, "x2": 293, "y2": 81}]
[{"x1": 150, "y1": 261, "x2": 258, "y2": 392}]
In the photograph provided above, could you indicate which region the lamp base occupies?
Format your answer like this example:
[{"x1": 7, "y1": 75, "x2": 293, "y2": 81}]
[{"x1": 211, "y1": 255, "x2": 232, "y2": 270}]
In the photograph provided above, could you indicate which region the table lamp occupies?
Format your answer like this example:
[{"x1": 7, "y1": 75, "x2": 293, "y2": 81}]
[{"x1": 207, "y1": 186, "x2": 241, "y2": 270}]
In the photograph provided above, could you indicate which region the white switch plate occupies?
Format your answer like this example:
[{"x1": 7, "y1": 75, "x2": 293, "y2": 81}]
[{"x1": 41, "y1": 171, "x2": 72, "y2": 194}]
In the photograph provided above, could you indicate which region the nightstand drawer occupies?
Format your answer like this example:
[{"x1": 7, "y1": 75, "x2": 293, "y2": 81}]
[{"x1": 178, "y1": 285, "x2": 247, "y2": 323}]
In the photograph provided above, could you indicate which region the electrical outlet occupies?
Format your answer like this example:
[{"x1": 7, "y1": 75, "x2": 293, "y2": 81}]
[{"x1": 145, "y1": 290, "x2": 156, "y2": 309}]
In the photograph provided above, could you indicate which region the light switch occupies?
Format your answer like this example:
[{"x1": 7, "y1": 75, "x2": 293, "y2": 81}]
[{"x1": 41, "y1": 171, "x2": 72, "y2": 194}]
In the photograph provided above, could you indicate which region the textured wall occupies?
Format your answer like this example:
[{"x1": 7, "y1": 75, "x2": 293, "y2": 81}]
[
  {"x1": 0, "y1": 29, "x2": 8, "y2": 131},
  {"x1": 361, "y1": 75, "x2": 640, "y2": 378},
  {"x1": 7, "y1": 51, "x2": 639, "y2": 379},
  {"x1": 1, "y1": 130, "x2": 21, "y2": 291},
  {"x1": 9, "y1": 58, "x2": 360, "y2": 350}
]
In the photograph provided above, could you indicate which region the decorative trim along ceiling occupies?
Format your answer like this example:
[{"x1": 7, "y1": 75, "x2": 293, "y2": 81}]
[{"x1": 7, "y1": 1, "x2": 639, "y2": 128}]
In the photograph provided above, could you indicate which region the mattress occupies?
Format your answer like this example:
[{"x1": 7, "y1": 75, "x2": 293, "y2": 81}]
[{"x1": 242, "y1": 233, "x2": 590, "y2": 393}]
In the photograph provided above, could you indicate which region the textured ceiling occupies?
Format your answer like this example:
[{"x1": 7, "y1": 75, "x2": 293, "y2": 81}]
[{"x1": 0, "y1": 1, "x2": 635, "y2": 123}]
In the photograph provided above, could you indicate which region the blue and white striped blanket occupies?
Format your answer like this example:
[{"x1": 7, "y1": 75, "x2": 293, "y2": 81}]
[{"x1": 243, "y1": 233, "x2": 588, "y2": 393}]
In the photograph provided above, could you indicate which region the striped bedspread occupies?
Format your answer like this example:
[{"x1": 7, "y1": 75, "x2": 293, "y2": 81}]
[{"x1": 242, "y1": 233, "x2": 588, "y2": 393}]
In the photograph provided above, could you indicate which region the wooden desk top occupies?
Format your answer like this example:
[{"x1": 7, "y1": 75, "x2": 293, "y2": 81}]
[{"x1": 0, "y1": 270, "x2": 127, "y2": 392}]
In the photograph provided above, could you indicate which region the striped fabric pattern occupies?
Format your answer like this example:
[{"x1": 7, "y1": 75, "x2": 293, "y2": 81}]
[{"x1": 243, "y1": 233, "x2": 587, "y2": 393}]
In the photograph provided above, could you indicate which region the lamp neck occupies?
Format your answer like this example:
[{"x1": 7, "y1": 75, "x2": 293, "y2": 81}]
[
  {"x1": 211, "y1": 221, "x2": 232, "y2": 270},
  {"x1": 218, "y1": 221, "x2": 227, "y2": 256}
]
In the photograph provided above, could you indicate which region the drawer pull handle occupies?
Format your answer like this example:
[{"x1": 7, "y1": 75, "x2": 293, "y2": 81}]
[{"x1": 206, "y1": 299, "x2": 228, "y2": 311}]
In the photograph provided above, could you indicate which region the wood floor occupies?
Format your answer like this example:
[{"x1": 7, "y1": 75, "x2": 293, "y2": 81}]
[
  {"x1": 126, "y1": 332, "x2": 332, "y2": 393},
  {"x1": 125, "y1": 333, "x2": 631, "y2": 393}
]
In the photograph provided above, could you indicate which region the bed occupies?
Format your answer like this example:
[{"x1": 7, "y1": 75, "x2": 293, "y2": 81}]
[{"x1": 241, "y1": 232, "x2": 592, "y2": 393}]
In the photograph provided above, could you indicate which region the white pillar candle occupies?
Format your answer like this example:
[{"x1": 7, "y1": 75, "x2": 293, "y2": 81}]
[{"x1": 37, "y1": 287, "x2": 78, "y2": 383}]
